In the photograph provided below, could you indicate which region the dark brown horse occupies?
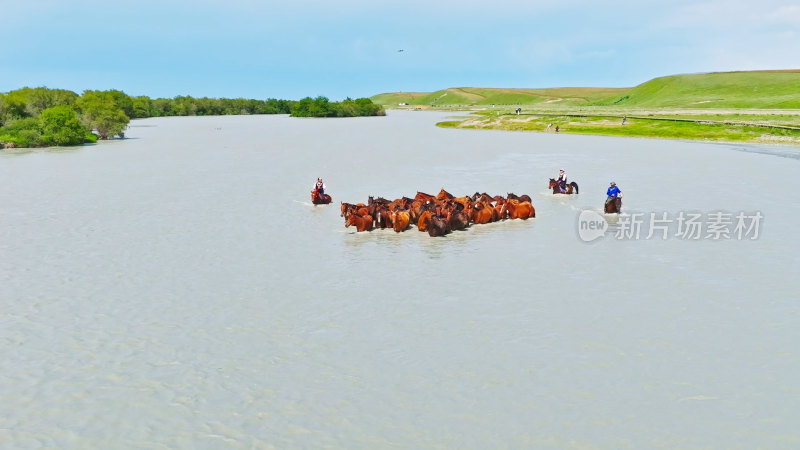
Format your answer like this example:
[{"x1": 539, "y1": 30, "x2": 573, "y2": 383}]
[
  {"x1": 311, "y1": 190, "x2": 332, "y2": 204},
  {"x1": 506, "y1": 192, "x2": 532, "y2": 203},
  {"x1": 447, "y1": 210, "x2": 470, "y2": 231},
  {"x1": 373, "y1": 206, "x2": 393, "y2": 229},
  {"x1": 427, "y1": 215, "x2": 449, "y2": 237},
  {"x1": 548, "y1": 179, "x2": 579, "y2": 195},
  {"x1": 604, "y1": 197, "x2": 622, "y2": 214}
]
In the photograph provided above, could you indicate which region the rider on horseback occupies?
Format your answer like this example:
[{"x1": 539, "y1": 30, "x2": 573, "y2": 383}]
[
  {"x1": 556, "y1": 169, "x2": 567, "y2": 192},
  {"x1": 605, "y1": 181, "x2": 621, "y2": 205},
  {"x1": 314, "y1": 178, "x2": 326, "y2": 197}
]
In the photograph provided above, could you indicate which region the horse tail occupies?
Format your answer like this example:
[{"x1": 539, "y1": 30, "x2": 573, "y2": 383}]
[{"x1": 571, "y1": 182, "x2": 579, "y2": 194}]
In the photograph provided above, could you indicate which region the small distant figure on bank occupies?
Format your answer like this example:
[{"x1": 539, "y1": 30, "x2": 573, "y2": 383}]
[
  {"x1": 555, "y1": 125, "x2": 560, "y2": 133},
  {"x1": 622, "y1": 116, "x2": 627, "y2": 125},
  {"x1": 314, "y1": 178, "x2": 326, "y2": 197},
  {"x1": 515, "y1": 107, "x2": 522, "y2": 115},
  {"x1": 555, "y1": 169, "x2": 568, "y2": 192},
  {"x1": 605, "y1": 181, "x2": 621, "y2": 205},
  {"x1": 546, "y1": 123, "x2": 553, "y2": 131}
]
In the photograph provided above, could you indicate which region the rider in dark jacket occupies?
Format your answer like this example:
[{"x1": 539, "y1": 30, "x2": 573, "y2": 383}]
[
  {"x1": 314, "y1": 178, "x2": 326, "y2": 197},
  {"x1": 556, "y1": 169, "x2": 567, "y2": 192}
]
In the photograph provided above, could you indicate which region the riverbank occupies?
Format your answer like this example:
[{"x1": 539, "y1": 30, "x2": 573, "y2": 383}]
[
  {"x1": 434, "y1": 107, "x2": 800, "y2": 146},
  {"x1": 373, "y1": 70, "x2": 800, "y2": 146}
]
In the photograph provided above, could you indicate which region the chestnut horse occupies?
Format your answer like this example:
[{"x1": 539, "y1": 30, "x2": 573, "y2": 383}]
[
  {"x1": 417, "y1": 210, "x2": 433, "y2": 232},
  {"x1": 390, "y1": 211, "x2": 411, "y2": 232},
  {"x1": 453, "y1": 196, "x2": 472, "y2": 210},
  {"x1": 345, "y1": 213, "x2": 374, "y2": 232},
  {"x1": 436, "y1": 188, "x2": 454, "y2": 201},
  {"x1": 469, "y1": 202, "x2": 495, "y2": 225},
  {"x1": 311, "y1": 190, "x2": 332, "y2": 204},
  {"x1": 340, "y1": 202, "x2": 368, "y2": 219},
  {"x1": 604, "y1": 197, "x2": 622, "y2": 214},
  {"x1": 415, "y1": 191, "x2": 436, "y2": 203},
  {"x1": 503, "y1": 199, "x2": 536, "y2": 219},
  {"x1": 548, "y1": 179, "x2": 579, "y2": 195}
]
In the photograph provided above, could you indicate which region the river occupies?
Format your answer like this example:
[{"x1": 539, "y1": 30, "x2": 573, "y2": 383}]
[{"x1": 1, "y1": 111, "x2": 798, "y2": 448}]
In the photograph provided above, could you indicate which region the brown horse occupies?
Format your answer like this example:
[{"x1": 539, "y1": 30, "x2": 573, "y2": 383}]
[
  {"x1": 340, "y1": 202, "x2": 369, "y2": 219},
  {"x1": 503, "y1": 199, "x2": 536, "y2": 219},
  {"x1": 373, "y1": 206, "x2": 393, "y2": 229},
  {"x1": 494, "y1": 198, "x2": 507, "y2": 220},
  {"x1": 548, "y1": 179, "x2": 579, "y2": 195},
  {"x1": 417, "y1": 210, "x2": 433, "y2": 232},
  {"x1": 414, "y1": 191, "x2": 436, "y2": 203},
  {"x1": 390, "y1": 211, "x2": 411, "y2": 232},
  {"x1": 453, "y1": 196, "x2": 472, "y2": 210},
  {"x1": 311, "y1": 190, "x2": 332, "y2": 204},
  {"x1": 507, "y1": 193, "x2": 533, "y2": 203},
  {"x1": 345, "y1": 213, "x2": 374, "y2": 232},
  {"x1": 368, "y1": 196, "x2": 390, "y2": 206},
  {"x1": 436, "y1": 188, "x2": 454, "y2": 201},
  {"x1": 604, "y1": 197, "x2": 622, "y2": 214},
  {"x1": 447, "y1": 210, "x2": 470, "y2": 231},
  {"x1": 469, "y1": 202, "x2": 495, "y2": 225}
]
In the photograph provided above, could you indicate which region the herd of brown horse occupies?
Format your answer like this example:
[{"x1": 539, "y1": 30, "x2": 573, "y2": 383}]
[{"x1": 341, "y1": 188, "x2": 536, "y2": 236}]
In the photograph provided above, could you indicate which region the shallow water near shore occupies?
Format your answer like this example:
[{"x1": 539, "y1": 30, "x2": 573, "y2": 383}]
[{"x1": 1, "y1": 111, "x2": 798, "y2": 448}]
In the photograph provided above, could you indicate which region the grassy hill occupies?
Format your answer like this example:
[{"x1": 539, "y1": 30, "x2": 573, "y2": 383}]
[
  {"x1": 369, "y1": 92, "x2": 430, "y2": 106},
  {"x1": 372, "y1": 70, "x2": 800, "y2": 110},
  {"x1": 373, "y1": 87, "x2": 628, "y2": 107},
  {"x1": 600, "y1": 71, "x2": 800, "y2": 109}
]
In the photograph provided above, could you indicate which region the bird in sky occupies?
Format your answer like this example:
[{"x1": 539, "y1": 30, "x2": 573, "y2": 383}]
[{"x1": 397, "y1": 49, "x2": 404, "y2": 52}]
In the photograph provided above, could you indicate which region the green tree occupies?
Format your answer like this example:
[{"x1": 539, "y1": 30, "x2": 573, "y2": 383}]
[
  {"x1": 39, "y1": 105, "x2": 88, "y2": 146},
  {"x1": 132, "y1": 96, "x2": 153, "y2": 118},
  {"x1": 0, "y1": 117, "x2": 43, "y2": 148},
  {"x1": 76, "y1": 90, "x2": 130, "y2": 139},
  {"x1": 105, "y1": 90, "x2": 134, "y2": 118},
  {"x1": 1, "y1": 89, "x2": 30, "y2": 120}
]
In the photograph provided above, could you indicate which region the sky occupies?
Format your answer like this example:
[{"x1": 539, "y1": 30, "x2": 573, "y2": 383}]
[{"x1": 2, "y1": 0, "x2": 799, "y2": 100}]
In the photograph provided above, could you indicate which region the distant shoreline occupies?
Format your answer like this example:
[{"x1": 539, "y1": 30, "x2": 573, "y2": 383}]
[{"x1": 431, "y1": 108, "x2": 800, "y2": 146}]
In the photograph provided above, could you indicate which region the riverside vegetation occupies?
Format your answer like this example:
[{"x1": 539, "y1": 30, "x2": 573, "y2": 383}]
[
  {"x1": 0, "y1": 88, "x2": 383, "y2": 149},
  {"x1": 372, "y1": 70, "x2": 800, "y2": 145}
]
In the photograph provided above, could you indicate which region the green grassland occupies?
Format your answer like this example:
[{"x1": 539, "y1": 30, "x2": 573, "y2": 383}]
[
  {"x1": 438, "y1": 115, "x2": 800, "y2": 145},
  {"x1": 376, "y1": 87, "x2": 629, "y2": 108},
  {"x1": 372, "y1": 70, "x2": 800, "y2": 145},
  {"x1": 598, "y1": 71, "x2": 800, "y2": 109}
]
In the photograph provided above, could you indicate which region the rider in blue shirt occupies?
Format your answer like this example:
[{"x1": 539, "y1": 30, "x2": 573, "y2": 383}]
[{"x1": 606, "y1": 181, "x2": 621, "y2": 205}]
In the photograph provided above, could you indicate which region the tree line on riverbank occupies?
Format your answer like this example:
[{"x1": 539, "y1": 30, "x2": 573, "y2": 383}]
[{"x1": 0, "y1": 87, "x2": 384, "y2": 148}]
